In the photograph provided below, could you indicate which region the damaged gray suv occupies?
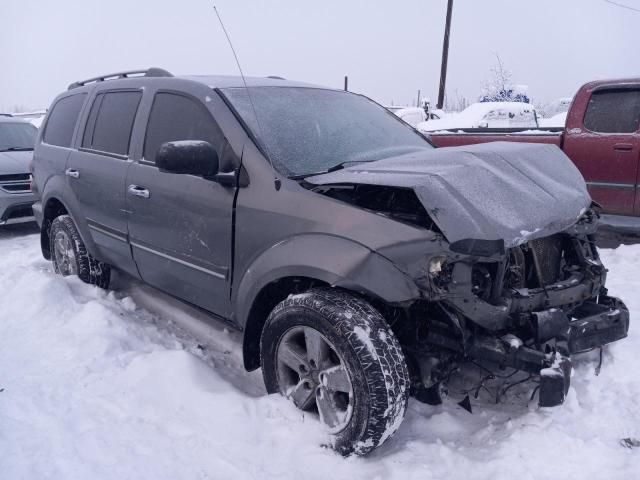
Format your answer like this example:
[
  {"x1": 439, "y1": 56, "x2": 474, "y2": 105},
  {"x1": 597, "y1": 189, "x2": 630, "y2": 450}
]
[{"x1": 32, "y1": 69, "x2": 629, "y2": 455}]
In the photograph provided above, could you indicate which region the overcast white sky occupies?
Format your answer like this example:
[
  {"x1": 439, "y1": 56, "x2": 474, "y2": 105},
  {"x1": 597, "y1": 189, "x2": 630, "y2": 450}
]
[{"x1": 1, "y1": 0, "x2": 639, "y2": 111}]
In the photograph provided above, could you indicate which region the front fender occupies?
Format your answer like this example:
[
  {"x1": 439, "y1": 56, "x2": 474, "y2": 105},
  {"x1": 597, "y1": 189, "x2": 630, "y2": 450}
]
[{"x1": 232, "y1": 233, "x2": 421, "y2": 330}]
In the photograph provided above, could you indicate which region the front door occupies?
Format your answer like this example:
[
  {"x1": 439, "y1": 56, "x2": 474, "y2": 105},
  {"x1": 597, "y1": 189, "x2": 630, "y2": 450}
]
[
  {"x1": 66, "y1": 89, "x2": 142, "y2": 276},
  {"x1": 564, "y1": 87, "x2": 640, "y2": 215},
  {"x1": 126, "y1": 91, "x2": 236, "y2": 316}
]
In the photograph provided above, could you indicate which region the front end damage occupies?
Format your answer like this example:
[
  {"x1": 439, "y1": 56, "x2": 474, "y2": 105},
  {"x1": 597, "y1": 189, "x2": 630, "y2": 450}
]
[
  {"x1": 411, "y1": 211, "x2": 629, "y2": 406},
  {"x1": 306, "y1": 142, "x2": 630, "y2": 408}
]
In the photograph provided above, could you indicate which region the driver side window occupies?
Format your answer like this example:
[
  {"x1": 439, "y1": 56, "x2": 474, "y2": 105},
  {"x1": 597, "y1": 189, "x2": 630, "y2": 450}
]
[{"x1": 143, "y1": 92, "x2": 223, "y2": 163}]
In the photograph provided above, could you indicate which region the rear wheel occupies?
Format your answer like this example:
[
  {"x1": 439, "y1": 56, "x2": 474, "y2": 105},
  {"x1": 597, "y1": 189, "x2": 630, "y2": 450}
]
[
  {"x1": 49, "y1": 215, "x2": 111, "y2": 288},
  {"x1": 261, "y1": 288, "x2": 410, "y2": 455}
]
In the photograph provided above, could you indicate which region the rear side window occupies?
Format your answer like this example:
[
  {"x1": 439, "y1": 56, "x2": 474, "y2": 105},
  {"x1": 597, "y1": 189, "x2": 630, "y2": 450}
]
[
  {"x1": 143, "y1": 92, "x2": 223, "y2": 162},
  {"x1": 43, "y1": 94, "x2": 86, "y2": 147},
  {"x1": 82, "y1": 91, "x2": 142, "y2": 156},
  {"x1": 584, "y1": 89, "x2": 640, "y2": 133}
]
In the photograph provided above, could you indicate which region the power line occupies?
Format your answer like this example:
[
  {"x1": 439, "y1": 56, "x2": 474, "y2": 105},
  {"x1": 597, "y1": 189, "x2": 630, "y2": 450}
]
[{"x1": 603, "y1": 0, "x2": 640, "y2": 13}]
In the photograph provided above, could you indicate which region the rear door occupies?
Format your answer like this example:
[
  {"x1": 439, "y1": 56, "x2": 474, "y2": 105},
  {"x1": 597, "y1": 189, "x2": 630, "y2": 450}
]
[
  {"x1": 66, "y1": 89, "x2": 142, "y2": 275},
  {"x1": 126, "y1": 89, "x2": 236, "y2": 316},
  {"x1": 564, "y1": 88, "x2": 640, "y2": 215}
]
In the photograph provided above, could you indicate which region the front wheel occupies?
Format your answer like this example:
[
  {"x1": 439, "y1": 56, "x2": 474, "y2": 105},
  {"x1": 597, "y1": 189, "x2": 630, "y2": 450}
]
[
  {"x1": 49, "y1": 215, "x2": 111, "y2": 288},
  {"x1": 260, "y1": 288, "x2": 410, "y2": 456}
]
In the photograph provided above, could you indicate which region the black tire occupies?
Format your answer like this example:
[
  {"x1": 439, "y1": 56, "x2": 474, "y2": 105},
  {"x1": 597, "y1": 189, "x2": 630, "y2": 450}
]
[
  {"x1": 49, "y1": 215, "x2": 111, "y2": 288},
  {"x1": 261, "y1": 288, "x2": 410, "y2": 456}
]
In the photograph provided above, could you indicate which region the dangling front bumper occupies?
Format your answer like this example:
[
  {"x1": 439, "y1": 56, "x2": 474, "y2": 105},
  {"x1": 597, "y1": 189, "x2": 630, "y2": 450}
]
[
  {"x1": 465, "y1": 295, "x2": 629, "y2": 407},
  {"x1": 537, "y1": 295, "x2": 629, "y2": 407},
  {"x1": 567, "y1": 295, "x2": 629, "y2": 354}
]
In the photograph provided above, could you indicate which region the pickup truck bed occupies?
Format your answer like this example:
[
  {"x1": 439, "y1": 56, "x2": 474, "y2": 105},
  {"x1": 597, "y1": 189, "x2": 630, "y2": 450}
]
[{"x1": 430, "y1": 128, "x2": 563, "y2": 148}]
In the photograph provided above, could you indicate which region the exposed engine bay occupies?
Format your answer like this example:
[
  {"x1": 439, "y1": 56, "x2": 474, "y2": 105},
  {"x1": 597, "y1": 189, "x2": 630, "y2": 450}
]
[{"x1": 313, "y1": 183, "x2": 439, "y2": 232}]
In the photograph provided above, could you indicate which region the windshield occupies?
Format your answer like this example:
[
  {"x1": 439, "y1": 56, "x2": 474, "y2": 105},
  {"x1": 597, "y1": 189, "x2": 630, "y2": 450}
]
[
  {"x1": 221, "y1": 87, "x2": 433, "y2": 177},
  {"x1": 0, "y1": 122, "x2": 37, "y2": 151}
]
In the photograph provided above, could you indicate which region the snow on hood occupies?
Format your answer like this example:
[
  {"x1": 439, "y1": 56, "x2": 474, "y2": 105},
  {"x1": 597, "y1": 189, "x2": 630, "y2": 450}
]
[
  {"x1": 0, "y1": 150, "x2": 33, "y2": 175},
  {"x1": 306, "y1": 142, "x2": 591, "y2": 249}
]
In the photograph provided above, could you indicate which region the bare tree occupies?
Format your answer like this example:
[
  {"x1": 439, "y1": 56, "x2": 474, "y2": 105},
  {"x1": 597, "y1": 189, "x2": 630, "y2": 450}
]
[
  {"x1": 481, "y1": 53, "x2": 513, "y2": 100},
  {"x1": 10, "y1": 104, "x2": 30, "y2": 114},
  {"x1": 444, "y1": 89, "x2": 470, "y2": 112}
]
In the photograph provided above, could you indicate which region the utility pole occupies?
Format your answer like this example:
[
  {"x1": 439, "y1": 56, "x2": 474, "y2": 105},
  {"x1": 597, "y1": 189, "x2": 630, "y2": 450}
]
[{"x1": 437, "y1": 0, "x2": 453, "y2": 109}]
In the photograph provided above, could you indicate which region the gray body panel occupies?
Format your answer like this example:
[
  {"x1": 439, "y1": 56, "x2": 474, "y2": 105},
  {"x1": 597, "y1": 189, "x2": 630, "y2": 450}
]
[
  {"x1": 307, "y1": 142, "x2": 592, "y2": 248},
  {"x1": 66, "y1": 149, "x2": 137, "y2": 275}
]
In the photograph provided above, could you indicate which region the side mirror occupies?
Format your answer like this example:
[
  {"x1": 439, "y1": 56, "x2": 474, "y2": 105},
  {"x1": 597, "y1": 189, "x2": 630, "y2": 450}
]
[{"x1": 156, "y1": 140, "x2": 219, "y2": 177}]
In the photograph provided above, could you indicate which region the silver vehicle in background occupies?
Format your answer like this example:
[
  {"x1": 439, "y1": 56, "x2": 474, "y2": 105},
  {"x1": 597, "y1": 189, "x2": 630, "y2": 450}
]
[
  {"x1": 386, "y1": 106, "x2": 427, "y2": 127},
  {"x1": 0, "y1": 115, "x2": 37, "y2": 225}
]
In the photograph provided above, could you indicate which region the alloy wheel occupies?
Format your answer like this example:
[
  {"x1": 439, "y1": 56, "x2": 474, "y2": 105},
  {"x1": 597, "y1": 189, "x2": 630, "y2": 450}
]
[
  {"x1": 53, "y1": 230, "x2": 78, "y2": 276},
  {"x1": 276, "y1": 325, "x2": 353, "y2": 433}
]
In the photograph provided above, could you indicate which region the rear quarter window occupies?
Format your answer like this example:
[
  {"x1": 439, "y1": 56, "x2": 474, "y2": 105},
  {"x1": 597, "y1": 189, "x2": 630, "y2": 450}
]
[
  {"x1": 43, "y1": 94, "x2": 87, "y2": 147},
  {"x1": 583, "y1": 88, "x2": 640, "y2": 133}
]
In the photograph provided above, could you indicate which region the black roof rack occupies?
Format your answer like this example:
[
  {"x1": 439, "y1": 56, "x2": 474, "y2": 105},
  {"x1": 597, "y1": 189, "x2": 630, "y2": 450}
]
[
  {"x1": 0, "y1": 113, "x2": 13, "y2": 117},
  {"x1": 68, "y1": 68, "x2": 173, "y2": 90},
  {"x1": 266, "y1": 75, "x2": 286, "y2": 80}
]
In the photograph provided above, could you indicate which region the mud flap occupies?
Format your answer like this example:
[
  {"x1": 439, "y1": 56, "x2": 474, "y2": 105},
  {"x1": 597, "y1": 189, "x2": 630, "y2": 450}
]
[{"x1": 538, "y1": 356, "x2": 571, "y2": 407}]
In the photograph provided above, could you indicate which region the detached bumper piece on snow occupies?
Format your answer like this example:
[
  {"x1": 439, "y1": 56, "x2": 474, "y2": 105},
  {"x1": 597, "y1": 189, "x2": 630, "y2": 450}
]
[
  {"x1": 567, "y1": 296, "x2": 629, "y2": 354},
  {"x1": 467, "y1": 295, "x2": 629, "y2": 408},
  {"x1": 539, "y1": 355, "x2": 572, "y2": 408}
]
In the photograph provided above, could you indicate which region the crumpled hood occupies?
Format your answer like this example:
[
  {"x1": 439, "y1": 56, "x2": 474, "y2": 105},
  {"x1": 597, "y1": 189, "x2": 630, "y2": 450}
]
[
  {"x1": 0, "y1": 150, "x2": 33, "y2": 175},
  {"x1": 306, "y1": 142, "x2": 591, "y2": 249}
]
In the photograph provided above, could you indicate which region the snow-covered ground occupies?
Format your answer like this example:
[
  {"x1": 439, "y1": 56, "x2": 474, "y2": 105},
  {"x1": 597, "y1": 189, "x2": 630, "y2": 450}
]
[{"x1": 1, "y1": 223, "x2": 639, "y2": 479}]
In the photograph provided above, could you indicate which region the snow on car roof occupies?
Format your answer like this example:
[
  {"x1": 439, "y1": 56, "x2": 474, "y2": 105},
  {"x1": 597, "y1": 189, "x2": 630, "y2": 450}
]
[
  {"x1": 417, "y1": 102, "x2": 536, "y2": 132},
  {"x1": 456, "y1": 101, "x2": 535, "y2": 117}
]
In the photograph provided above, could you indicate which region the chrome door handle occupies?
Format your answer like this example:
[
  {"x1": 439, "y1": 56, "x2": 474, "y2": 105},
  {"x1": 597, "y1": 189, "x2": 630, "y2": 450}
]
[
  {"x1": 127, "y1": 184, "x2": 150, "y2": 199},
  {"x1": 65, "y1": 168, "x2": 80, "y2": 178}
]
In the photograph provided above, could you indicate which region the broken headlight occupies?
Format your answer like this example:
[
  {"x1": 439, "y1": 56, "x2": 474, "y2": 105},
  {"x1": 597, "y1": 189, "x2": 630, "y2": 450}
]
[
  {"x1": 428, "y1": 255, "x2": 448, "y2": 276},
  {"x1": 426, "y1": 255, "x2": 454, "y2": 289}
]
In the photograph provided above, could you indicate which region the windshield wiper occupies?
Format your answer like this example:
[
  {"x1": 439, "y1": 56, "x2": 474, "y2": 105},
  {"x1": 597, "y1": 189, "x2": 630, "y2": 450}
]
[
  {"x1": 289, "y1": 160, "x2": 369, "y2": 180},
  {"x1": 0, "y1": 147, "x2": 34, "y2": 152},
  {"x1": 327, "y1": 160, "x2": 367, "y2": 172}
]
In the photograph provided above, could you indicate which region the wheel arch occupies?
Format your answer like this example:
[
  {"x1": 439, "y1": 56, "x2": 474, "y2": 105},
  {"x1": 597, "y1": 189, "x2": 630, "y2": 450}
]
[
  {"x1": 40, "y1": 196, "x2": 68, "y2": 260},
  {"x1": 236, "y1": 234, "x2": 421, "y2": 371},
  {"x1": 39, "y1": 183, "x2": 99, "y2": 262}
]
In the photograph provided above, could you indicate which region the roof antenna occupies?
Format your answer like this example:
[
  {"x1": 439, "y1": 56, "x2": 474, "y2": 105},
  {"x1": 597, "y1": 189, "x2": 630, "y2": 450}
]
[{"x1": 212, "y1": 4, "x2": 281, "y2": 191}]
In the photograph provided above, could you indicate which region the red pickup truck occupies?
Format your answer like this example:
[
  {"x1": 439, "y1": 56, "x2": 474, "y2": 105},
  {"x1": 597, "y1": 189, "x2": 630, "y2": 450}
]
[{"x1": 428, "y1": 78, "x2": 640, "y2": 241}]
